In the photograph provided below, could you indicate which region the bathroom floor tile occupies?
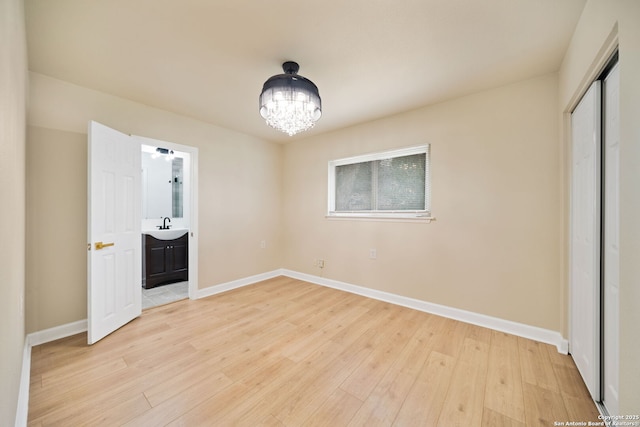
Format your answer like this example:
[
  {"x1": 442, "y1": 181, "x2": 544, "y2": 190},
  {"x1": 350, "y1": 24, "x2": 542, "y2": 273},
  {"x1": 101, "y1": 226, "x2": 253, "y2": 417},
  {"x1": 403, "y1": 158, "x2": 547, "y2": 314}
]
[{"x1": 142, "y1": 281, "x2": 188, "y2": 309}]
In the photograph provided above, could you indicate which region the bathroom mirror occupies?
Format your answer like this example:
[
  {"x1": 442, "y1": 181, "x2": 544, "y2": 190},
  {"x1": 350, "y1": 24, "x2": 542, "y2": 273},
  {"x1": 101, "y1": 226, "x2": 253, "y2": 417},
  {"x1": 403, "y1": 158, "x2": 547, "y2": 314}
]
[{"x1": 142, "y1": 151, "x2": 184, "y2": 219}]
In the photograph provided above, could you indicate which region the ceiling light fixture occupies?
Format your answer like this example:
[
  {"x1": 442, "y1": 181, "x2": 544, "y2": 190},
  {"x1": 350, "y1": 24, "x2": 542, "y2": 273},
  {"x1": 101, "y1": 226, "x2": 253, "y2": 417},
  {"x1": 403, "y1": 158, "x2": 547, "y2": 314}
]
[{"x1": 259, "y1": 61, "x2": 322, "y2": 136}]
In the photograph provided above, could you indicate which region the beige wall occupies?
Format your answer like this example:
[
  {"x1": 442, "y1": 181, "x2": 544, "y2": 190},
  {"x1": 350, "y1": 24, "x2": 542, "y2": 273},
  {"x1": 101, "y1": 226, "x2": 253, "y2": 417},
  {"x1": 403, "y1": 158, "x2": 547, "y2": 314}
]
[
  {"x1": 0, "y1": 0, "x2": 27, "y2": 424},
  {"x1": 26, "y1": 127, "x2": 88, "y2": 331},
  {"x1": 26, "y1": 73, "x2": 283, "y2": 333},
  {"x1": 22, "y1": 0, "x2": 640, "y2": 415},
  {"x1": 282, "y1": 74, "x2": 562, "y2": 332},
  {"x1": 559, "y1": 0, "x2": 640, "y2": 414}
]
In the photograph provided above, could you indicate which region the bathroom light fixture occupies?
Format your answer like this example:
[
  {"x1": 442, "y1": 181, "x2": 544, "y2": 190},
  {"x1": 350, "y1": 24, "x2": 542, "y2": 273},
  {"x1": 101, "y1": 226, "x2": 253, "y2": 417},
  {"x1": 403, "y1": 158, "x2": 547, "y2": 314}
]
[
  {"x1": 259, "y1": 61, "x2": 322, "y2": 136},
  {"x1": 152, "y1": 147, "x2": 174, "y2": 161}
]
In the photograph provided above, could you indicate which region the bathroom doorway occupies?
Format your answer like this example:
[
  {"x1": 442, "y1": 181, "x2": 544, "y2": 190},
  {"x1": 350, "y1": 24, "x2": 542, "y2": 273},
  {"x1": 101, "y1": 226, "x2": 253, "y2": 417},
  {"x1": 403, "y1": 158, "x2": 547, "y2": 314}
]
[
  {"x1": 88, "y1": 122, "x2": 199, "y2": 343},
  {"x1": 137, "y1": 136, "x2": 199, "y2": 310}
]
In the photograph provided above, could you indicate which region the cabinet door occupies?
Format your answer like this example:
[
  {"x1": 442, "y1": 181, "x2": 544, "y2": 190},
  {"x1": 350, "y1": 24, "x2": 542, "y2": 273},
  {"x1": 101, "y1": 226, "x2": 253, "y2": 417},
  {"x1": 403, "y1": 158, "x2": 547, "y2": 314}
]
[
  {"x1": 148, "y1": 244, "x2": 169, "y2": 275},
  {"x1": 169, "y1": 235, "x2": 189, "y2": 274},
  {"x1": 145, "y1": 237, "x2": 169, "y2": 288}
]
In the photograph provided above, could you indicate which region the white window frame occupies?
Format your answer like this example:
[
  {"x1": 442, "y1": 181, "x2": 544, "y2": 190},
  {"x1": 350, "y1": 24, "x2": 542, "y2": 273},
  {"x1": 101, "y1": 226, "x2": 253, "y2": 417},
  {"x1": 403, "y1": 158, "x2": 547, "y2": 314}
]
[{"x1": 327, "y1": 144, "x2": 433, "y2": 221}]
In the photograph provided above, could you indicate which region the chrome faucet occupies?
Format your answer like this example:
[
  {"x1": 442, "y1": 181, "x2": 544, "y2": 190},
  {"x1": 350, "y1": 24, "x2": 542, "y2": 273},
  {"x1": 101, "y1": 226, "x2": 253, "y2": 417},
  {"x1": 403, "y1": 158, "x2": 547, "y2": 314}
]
[{"x1": 158, "y1": 217, "x2": 172, "y2": 230}]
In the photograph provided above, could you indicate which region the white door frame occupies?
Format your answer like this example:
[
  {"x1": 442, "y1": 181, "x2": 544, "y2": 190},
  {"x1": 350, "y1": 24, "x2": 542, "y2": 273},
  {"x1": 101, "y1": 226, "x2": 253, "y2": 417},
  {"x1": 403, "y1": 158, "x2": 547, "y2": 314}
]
[{"x1": 134, "y1": 135, "x2": 199, "y2": 300}]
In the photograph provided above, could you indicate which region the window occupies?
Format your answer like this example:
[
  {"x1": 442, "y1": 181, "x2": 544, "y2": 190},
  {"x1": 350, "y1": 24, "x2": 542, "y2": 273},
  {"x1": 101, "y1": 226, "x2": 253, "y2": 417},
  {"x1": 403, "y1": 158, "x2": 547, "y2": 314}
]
[{"x1": 328, "y1": 145, "x2": 431, "y2": 220}]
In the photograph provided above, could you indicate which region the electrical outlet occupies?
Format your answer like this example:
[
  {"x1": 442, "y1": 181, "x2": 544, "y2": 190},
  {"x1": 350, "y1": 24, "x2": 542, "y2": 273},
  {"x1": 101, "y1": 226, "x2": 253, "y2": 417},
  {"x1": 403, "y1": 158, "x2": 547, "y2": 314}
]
[
  {"x1": 317, "y1": 259, "x2": 325, "y2": 268},
  {"x1": 369, "y1": 248, "x2": 377, "y2": 259},
  {"x1": 260, "y1": 240, "x2": 266, "y2": 249}
]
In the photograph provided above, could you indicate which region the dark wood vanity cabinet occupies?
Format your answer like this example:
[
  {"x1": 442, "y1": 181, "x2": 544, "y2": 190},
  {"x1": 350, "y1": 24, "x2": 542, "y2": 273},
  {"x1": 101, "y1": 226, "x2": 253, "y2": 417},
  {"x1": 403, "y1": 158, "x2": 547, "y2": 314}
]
[{"x1": 143, "y1": 233, "x2": 188, "y2": 289}]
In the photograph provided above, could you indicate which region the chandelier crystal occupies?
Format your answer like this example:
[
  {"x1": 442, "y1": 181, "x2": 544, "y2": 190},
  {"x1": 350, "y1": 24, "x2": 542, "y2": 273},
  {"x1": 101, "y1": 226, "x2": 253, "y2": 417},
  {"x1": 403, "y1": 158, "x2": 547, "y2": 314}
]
[{"x1": 259, "y1": 61, "x2": 322, "y2": 136}]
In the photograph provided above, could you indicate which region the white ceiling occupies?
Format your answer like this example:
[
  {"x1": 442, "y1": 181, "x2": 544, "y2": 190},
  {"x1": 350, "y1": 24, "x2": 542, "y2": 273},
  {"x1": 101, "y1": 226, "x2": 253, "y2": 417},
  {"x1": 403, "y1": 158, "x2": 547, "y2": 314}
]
[{"x1": 25, "y1": 0, "x2": 586, "y2": 143}]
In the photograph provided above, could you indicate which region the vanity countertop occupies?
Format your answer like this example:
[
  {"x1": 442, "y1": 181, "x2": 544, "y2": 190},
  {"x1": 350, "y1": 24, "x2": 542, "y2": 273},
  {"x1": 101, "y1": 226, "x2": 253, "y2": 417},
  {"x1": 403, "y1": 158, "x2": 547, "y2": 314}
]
[{"x1": 143, "y1": 228, "x2": 188, "y2": 240}]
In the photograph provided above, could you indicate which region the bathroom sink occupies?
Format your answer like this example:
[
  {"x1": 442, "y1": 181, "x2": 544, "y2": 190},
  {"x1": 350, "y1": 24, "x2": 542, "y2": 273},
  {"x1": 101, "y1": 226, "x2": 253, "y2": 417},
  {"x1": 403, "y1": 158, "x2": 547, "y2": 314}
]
[{"x1": 144, "y1": 228, "x2": 189, "y2": 240}]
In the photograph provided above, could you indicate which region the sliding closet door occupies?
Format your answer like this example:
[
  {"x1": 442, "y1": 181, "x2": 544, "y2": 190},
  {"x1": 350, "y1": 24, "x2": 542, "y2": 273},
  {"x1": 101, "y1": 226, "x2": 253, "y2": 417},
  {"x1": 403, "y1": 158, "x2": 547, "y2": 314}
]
[
  {"x1": 602, "y1": 63, "x2": 620, "y2": 415},
  {"x1": 570, "y1": 80, "x2": 601, "y2": 399}
]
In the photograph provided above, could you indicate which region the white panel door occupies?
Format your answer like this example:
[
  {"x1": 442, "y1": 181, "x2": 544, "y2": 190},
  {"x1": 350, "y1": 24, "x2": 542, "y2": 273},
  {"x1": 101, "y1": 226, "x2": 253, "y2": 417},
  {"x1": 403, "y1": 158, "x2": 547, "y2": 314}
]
[
  {"x1": 603, "y1": 63, "x2": 620, "y2": 415},
  {"x1": 88, "y1": 121, "x2": 141, "y2": 344},
  {"x1": 570, "y1": 81, "x2": 601, "y2": 399}
]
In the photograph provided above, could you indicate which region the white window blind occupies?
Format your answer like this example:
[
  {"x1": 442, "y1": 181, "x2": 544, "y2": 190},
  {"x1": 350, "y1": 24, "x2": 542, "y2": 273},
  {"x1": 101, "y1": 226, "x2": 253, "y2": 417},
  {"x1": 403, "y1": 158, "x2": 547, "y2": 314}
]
[{"x1": 328, "y1": 145, "x2": 431, "y2": 219}]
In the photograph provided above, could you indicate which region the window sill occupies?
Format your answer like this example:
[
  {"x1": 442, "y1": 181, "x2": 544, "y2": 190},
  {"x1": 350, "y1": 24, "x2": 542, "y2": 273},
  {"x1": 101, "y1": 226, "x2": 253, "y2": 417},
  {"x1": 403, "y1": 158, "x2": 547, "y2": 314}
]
[{"x1": 326, "y1": 214, "x2": 436, "y2": 223}]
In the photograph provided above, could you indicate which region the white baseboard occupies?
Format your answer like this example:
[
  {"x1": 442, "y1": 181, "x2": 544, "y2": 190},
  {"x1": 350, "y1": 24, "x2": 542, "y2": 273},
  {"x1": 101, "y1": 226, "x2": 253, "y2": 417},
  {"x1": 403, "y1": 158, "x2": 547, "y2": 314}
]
[
  {"x1": 195, "y1": 270, "x2": 282, "y2": 300},
  {"x1": 16, "y1": 319, "x2": 88, "y2": 427},
  {"x1": 19, "y1": 267, "x2": 568, "y2": 425},
  {"x1": 26, "y1": 269, "x2": 568, "y2": 354},
  {"x1": 15, "y1": 268, "x2": 273, "y2": 426},
  {"x1": 24, "y1": 270, "x2": 283, "y2": 349},
  {"x1": 281, "y1": 269, "x2": 569, "y2": 354},
  {"x1": 15, "y1": 339, "x2": 31, "y2": 427},
  {"x1": 27, "y1": 319, "x2": 88, "y2": 347}
]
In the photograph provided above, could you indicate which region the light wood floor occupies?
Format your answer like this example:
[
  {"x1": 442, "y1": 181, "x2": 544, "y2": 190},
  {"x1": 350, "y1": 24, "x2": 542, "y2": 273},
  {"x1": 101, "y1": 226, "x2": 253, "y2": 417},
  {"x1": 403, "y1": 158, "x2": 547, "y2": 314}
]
[{"x1": 29, "y1": 276, "x2": 599, "y2": 426}]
